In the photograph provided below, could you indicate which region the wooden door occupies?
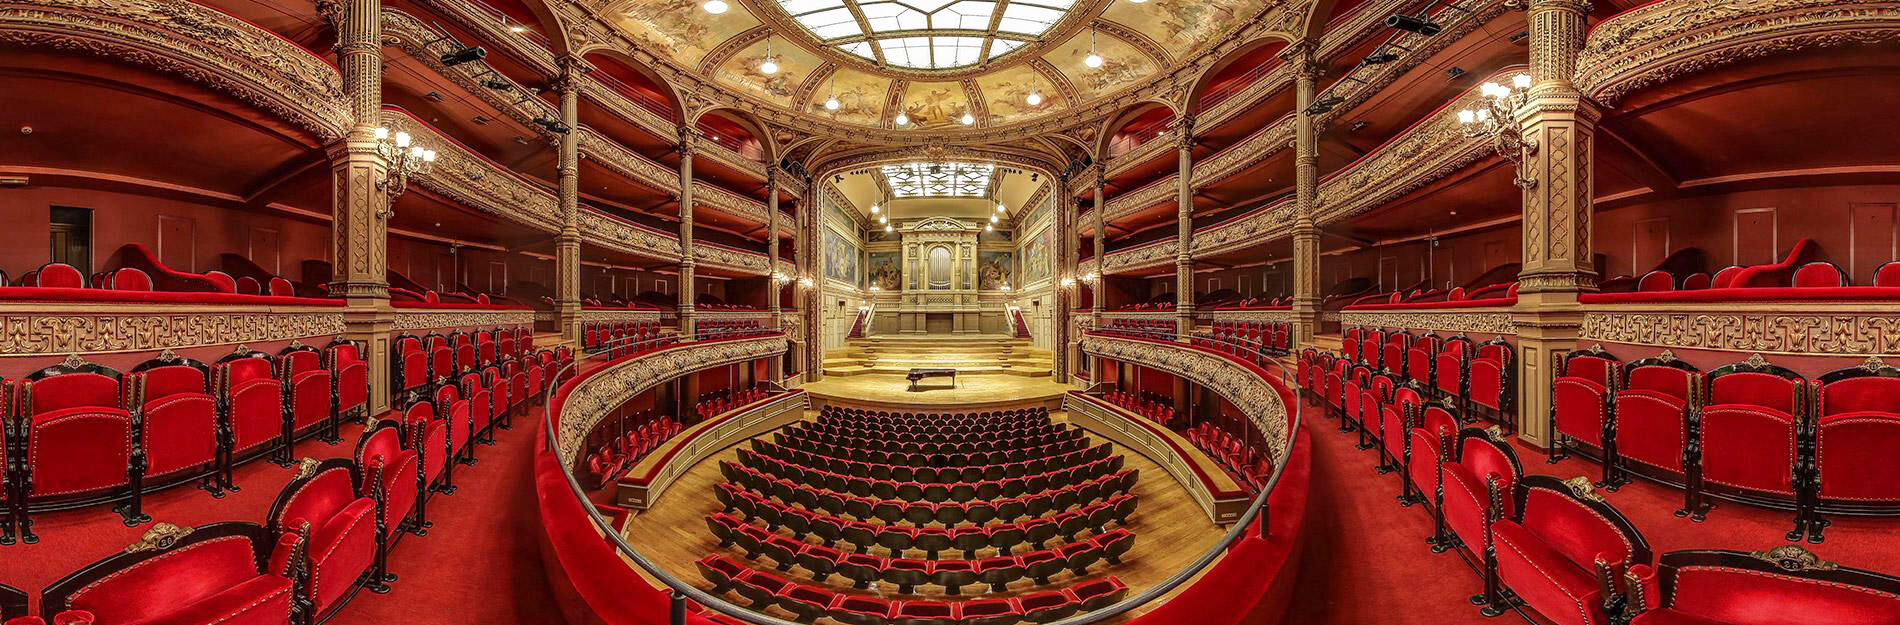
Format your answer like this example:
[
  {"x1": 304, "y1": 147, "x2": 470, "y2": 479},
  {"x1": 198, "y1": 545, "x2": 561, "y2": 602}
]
[
  {"x1": 158, "y1": 215, "x2": 194, "y2": 271},
  {"x1": 1850, "y1": 203, "x2": 1895, "y2": 285},
  {"x1": 249, "y1": 227, "x2": 281, "y2": 275},
  {"x1": 1734, "y1": 208, "x2": 1778, "y2": 266}
]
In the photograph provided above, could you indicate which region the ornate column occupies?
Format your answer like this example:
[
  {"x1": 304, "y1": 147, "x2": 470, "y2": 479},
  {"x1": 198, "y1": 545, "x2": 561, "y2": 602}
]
[
  {"x1": 1091, "y1": 166, "x2": 1106, "y2": 324},
  {"x1": 1512, "y1": 0, "x2": 1599, "y2": 448},
  {"x1": 1288, "y1": 42, "x2": 1323, "y2": 347},
  {"x1": 555, "y1": 57, "x2": 586, "y2": 344},
  {"x1": 1173, "y1": 116, "x2": 1196, "y2": 339},
  {"x1": 1053, "y1": 174, "x2": 1074, "y2": 381},
  {"x1": 801, "y1": 180, "x2": 823, "y2": 382},
  {"x1": 677, "y1": 127, "x2": 697, "y2": 339},
  {"x1": 767, "y1": 169, "x2": 782, "y2": 324},
  {"x1": 321, "y1": 0, "x2": 394, "y2": 415}
]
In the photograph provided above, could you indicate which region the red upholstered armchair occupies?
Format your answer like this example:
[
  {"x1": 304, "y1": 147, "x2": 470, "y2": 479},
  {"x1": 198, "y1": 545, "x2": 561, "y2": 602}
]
[
  {"x1": 1487, "y1": 475, "x2": 1651, "y2": 624},
  {"x1": 392, "y1": 335, "x2": 428, "y2": 403},
  {"x1": 128, "y1": 353, "x2": 221, "y2": 501},
  {"x1": 1342, "y1": 328, "x2": 1362, "y2": 367},
  {"x1": 1680, "y1": 272, "x2": 1712, "y2": 290},
  {"x1": 1469, "y1": 339, "x2": 1515, "y2": 429},
  {"x1": 458, "y1": 370, "x2": 493, "y2": 452},
  {"x1": 1437, "y1": 428, "x2": 1522, "y2": 560},
  {"x1": 1550, "y1": 347, "x2": 1619, "y2": 480},
  {"x1": 267, "y1": 458, "x2": 381, "y2": 619},
  {"x1": 1408, "y1": 334, "x2": 1441, "y2": 391},
  {"x1": 1436, "y1": 335, "x2": 1473, "y2": 403},
  {"x1": 1876, "y1": 261, "x2": 1900, "y2": 287},
  {"x1": 354, "y1": 421, "x2": 420, "y2": 593},
  {"x1": 31, "y1": 262, "x2": 85, "y2": 288},
  {"x1": 1688, "y1": 356, "x2": 1804, "y2": 526},
  {"x1": 323, "y1": 338, "x2": 368, "y2": 426},
  {"x1": 279, "y1": 344, "x2": 338, "y2": 458},
  {"x1": 1792, "y1": 261, "x2": 1848, "y2": 287},
  {"x1": 1805, "y1": 361, "x2": 1900, "y2": 543},
  {"x1": 423, "y1": 333, "x2": 454, "y2": 385},
  {"x1": 9, "y1": 357, "x2": 137, "y2": 542},
  {"x1": 215, "y1": 349, "x2": 284, "y2": 483},
  {"x1": 1383, "y1": 331, "x2": 1412, "y2": 379},
  {"x1": 1610, "y1": 355, "x2": 1702, "y2": 492},
  {"x1": 1343, "y1": 367, "x2": 1369, "y2": 450},
  {"x1": 433, "y1": 384, "x2": 474, "y2": 484},
  {"x1": 401, "y1": 399, "x2": 449, "y2": 503},
  {"x1": 451, "y1": 332, "x2": 476, "y2": 375},
  {"x1": 482, "y1": 365, "x2": 509, "y2": 436},
  {"x1": 1623, "y1": 547, "x2": 1900, "y2": 625},
  {"x1": 1636, "y1": 271, "x2": 1674, "y2": 292},
  {"x1": 1405, "y1": 400, "x2": 1460, "y2": 510},
  {"x1": 1380, "y1": 384, "x2": 1424, "y2": 483},
  {"x1": 43, "y1": 522, "x2": 297, "y2": 625}
]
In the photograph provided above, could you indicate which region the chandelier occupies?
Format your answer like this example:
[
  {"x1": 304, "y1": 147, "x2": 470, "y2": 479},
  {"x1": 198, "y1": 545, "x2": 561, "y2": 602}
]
[
  {"x1": 373, "y1": 127, "x2": 437, "y2": 217},
  {"x1": 1457, "y1": 73, "x2": 1535, "y2": 189}
]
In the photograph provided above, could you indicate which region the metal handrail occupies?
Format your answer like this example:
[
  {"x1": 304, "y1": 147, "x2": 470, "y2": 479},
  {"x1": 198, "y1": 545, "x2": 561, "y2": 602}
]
[{"x1": 541, "y1": 324, "x2": 1304, "y2": 625}]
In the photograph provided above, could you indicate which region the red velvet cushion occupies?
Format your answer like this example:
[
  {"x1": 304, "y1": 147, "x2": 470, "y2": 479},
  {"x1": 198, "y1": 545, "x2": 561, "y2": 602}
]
[
  {"x1": 35, "y1": 263, "x2": 85, "y2": 288},
  {"x1": 1878, "y1": 263, "x2": 1900, "y2": 287},
  {"x1": 334, "y1": 361, "x2": 368, "y2": 412},
  {"x1": 1710, "y1": 373, "x2": 1799, "y2": 415},
  {"x1": 1554, "y1": 378, "x2": 1609, "y2": 446},
  {"x1": 1613, "y1": 391, "x2": 1687, "y2": 472},
  {"x1": 1565, "y1": 357, "x2": 1614, "y2": 386},
  {"x1": 1441, "y1": 465, "x2": 1493, "y2": 549},
  {"x1": 30, "y1": 373, "x2": 120, "y2": 414},
  {"x1": 1793, "y1": 263, "x2": 1844, "y2": 288},
  {"x1": 227, "y1": 379, "x2": 281, "y2": 454},
  {"x1": 124, "y1": 574, "x2": 292, "y2": 625},
  {"x1": 1521, "y1": 488, "x2": 1632, "y2": 570},
  {"x1": 110, "y1": 268, "x2": 153, "y2": 292},
  {"x1": 1470, "y1": 360, "x2": 1505, "y2": 409},
  {"x1": 1627, "y1": 367, "x2": 1692, "y2": 401},
  {"x1": 288, "y1": 370, "x2": 331, "y2": 431},
  {"x1": 1638, "y1": 271, "x2": 1674, "y2": 292},
  {"x1": 1663, "y1": 566, "x2": 1900, "y2": 625},
  {"x1": 28, "y1": 407, "x2": 133, "y2": 497},
  {"x1": 140, "y1": 393, "x2": 218, "y2": 478},
  {"x1": 141, "y1": 366, "x2": 206, "y2": 399},
  {"x1": 1699, "y1": 405, "x2": 1797, "y2": 494},
  {"x1": 1816, "y1": 412, "x2": 1900, "y2": 501},
  {"x1": 275, "y1": 471, "x2": 359, "y2": 533},
  {"x1": 1436, "y1": 352, "x2": 1464, "y2": 396},
  {"x1": 223, "y1": 360, "x2": 274, "y2": 389},
  {"x1": 67, "y1": 535, "x2": 276, "y2": 625},
  {"x1": 1820, "y1": 377, "x2": 1900, "y2": 416},
  {"x1": 1681, "y1": 273, "x2": 1712, "y2": 290},
  {"x1": 1492, "y1": 520, "x2": 1608, "y2": 625},
  {"x1": 272, "y1": 498, "x2": 377, "y2": 612}
]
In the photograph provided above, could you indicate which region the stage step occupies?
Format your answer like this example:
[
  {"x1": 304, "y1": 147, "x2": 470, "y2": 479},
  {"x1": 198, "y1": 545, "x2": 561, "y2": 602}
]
[{"x1": 823, "y1": 334, "x2": 1051, "y2": 378}]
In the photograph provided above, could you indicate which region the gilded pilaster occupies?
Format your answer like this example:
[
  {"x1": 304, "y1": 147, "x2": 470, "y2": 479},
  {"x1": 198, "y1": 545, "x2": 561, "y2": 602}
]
[
  {"x1": 1054, "y1": 175, "x2": 1074, "y2": 381},
  {"x1": 1091, "y1": 166, "x2": 1106, "y2": 324},
  {"x1": 768, "y1": 169, "x2": 782, "y2": 324},
  {"x1": 323, "y1": 0, "x2": 394, "y2": 415},
  {"x1": 1288, "y1": 42, "x2": 1322, "y2": 348},
  {"x1": 1513, "y1": 0, "x2": 1598, "y2": 448},
  {"x1": 677, "y1": 127, "x2": 697, "y2": 338},
  {"x1": 555, "y1": 57, "x2": 586, "y2": 344},
  {"x1": 1173, "y1": 116, "x2": 1196, "y2": 339}
]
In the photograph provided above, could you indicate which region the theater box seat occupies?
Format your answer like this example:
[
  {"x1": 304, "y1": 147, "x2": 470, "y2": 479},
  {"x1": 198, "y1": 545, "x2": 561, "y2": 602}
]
[
  {"x1": 1626, "y1": 547, "x2": 1900, "y2": 625},
  {"x1": 1489, "y1": 476, "x2": 1650, "y2": 625},
  {"x1": 267, "y1": 458, "x2": 380, "y2": 618},
  {"x1": 42, "y1": 522, "x2": 294, "y2": 625}
]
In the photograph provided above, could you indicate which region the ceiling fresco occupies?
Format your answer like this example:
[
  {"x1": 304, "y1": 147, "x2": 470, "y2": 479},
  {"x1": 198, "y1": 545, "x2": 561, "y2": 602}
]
[{"x1": 593, "y1": 0, "x2": 1286, "y2": 130}]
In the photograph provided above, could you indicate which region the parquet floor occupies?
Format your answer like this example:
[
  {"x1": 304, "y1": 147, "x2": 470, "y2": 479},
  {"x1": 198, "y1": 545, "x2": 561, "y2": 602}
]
[{"x1": 616, "y1": 410, "x2": 1228, "y2": 623}]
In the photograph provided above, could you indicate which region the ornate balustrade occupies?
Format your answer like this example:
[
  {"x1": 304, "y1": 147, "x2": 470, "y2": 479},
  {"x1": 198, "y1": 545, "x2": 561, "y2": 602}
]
[
  {"x1": 1336, "y1": 303, "x2": 1518, "y2": 338},
  {"x1": 551, "y1": 334, "x2": 789, "y2": 466},
  {"x1": 392, "y1": 306, "x2": 537, "y2": 334},
  {"x1": 0, "y1": 296, "x2": 346, "y2": 377},
  {"x1": 1078, "y1": 333, "x2": 1291, "y2": 463},
  {"x1": 1065, "y1": 392, "x2": 1250, "y2": 523},
  {"x1": 615, "y1": 390, "x2": 808, "y2": 508}
]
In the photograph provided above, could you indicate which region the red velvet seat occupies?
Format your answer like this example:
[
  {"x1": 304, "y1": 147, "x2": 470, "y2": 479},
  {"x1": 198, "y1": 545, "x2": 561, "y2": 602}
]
[
  {"x1": 895, "y1": 600, "x2": 953, "y2": 625},
  {"x1": 1468, "y1": 339, "x2": 1514, "y2": 429},
  {"x1": 1439, "y1": 430, "x2": 1522, "y2": 557},
  {"x1": 776, "y1": 583, "x2": 835, "y2": 622},
  {"x1": 1624, "y1": 547, "x2": 1900, "y2": 625},
  {"x1": 696, "y1": 553, "x2": 747, "y2": 592},
  {"x1": 1637, "y1": 270, "x2": 1675, "y2": 292},
  {"x1": 32, "y1": 262, "x2": 85, "y2": 288},
  {"x1": 128, "y1": 354, "x2": 219, "y2": 495},
  {"x1": 11, "y1": 358, "x2": 136, "y2": 539},
  {"x1": 279, "y1": 343, "x2": 335, "y2": 450},
  {"x1": 958, "y1": 598, "x2": 1021, "y2": 625},
  {"x1": 1551, "y1": 348, "x2": 1618, "y2": 471},
  {"x1": 1489, "y1": 476, "x2": 1651, "y2": 624},
  {"x1": 355, "y1": 422, "x2": 421, "y2": 544},
  {"x1": 831, "y1": 595, "x2": 895, "y2": 625},
  {"x1": 1068, "y1": 576, "x2": 1129, "y2": 611},
  {"x1": 424, "y1": 334, "x2": 454, "y2": 384},
  {"x1": 42, "y1": 522, "x2": 293, "y2": 625},
  {"x1": 1015, "y1": 591, "x2": 1077, "y2": 623},
  {"x1": 324, "y1": 339, "x2": 368, "y2": 424},
  {"x1": 1688, "y1": 356, "x2": 1803, "y2": 524},
  {"x1": 1611, "y1": 356, "x2": 1700, "y2": 489},
  {"x1": 216, "y1": 349, "x2": 283, "y2": 475},
  {"x1": 1876, "y1": 261, "x2": 1900, "y2": 287},
  {"x1": 1680, "y1": 272, "x2": 1712, "y2": 290},
  {"x1": 1807, "y1": 361, "x2": 1900, "y2": 542},
  {"x1": 266, "y1": 458, "x2": 381, "y2": 618},
  {"x1": 110, "y1": 267, "x2": 154, "y2": 291},
  {"x1": 1435, "y1": 336, "x2": 1471, "y2": 401},
  {"x1": 1406, "y1": 401, "x2": 1460, "y2": 510},
  {"x1": 393, "y1": 335, "x2": 429, "y2": 400},
  {"x1": 1792, "y1": 261, "x2": 1847, "y2": 288},
  {"x1": 458, "y1": 372, "x2": 490, "y2": 455}
]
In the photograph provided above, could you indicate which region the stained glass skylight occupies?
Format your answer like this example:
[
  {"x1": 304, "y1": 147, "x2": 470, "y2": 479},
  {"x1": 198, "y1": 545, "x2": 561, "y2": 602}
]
[
  {"x1": 882, "y1": 162, "x2": 995, "y2": 197},
  {"x1": 777, "y1": 0, "x2": 1072, "y2": 69}
]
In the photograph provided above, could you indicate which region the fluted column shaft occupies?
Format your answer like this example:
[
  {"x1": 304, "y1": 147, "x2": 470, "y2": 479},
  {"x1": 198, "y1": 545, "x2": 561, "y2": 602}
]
[
  {"x1": 677, "y1": 129, "x2": 697, "y2": 339},
  {"x1": 1513, "y1": 0, "x2": 1598, "y2": 448},
  {"x1": 555, "y1": 58, "x2": 585, "y2": 343},
  {"x1": 1173, "y1": 117, "x2": 1196, "y2": 339},
  {"x1": 1091, "y1": 169, "x2": 1106, "y2": 324},
  {"x1": 1289, "y1": 43, "x2": 1322, "y2": 347}
]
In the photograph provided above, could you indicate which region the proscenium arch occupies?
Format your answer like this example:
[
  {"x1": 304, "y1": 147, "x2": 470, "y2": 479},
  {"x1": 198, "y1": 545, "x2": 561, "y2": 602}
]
[
  {"x1": 1183, "y1": 36, "x2": 1294, "y2": 115},
  {"x1": 582, "y1": 48, "x2": 688, "y2": 126}
]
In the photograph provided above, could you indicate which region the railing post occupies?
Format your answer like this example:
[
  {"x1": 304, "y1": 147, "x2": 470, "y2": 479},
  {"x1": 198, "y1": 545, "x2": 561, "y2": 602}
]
[
  {"x1": 1257, "y1": 502, "x2": 1271, "y2": 539},
  {"x1": 670, "y1": 590, "x2": 687, "y2": 625}
]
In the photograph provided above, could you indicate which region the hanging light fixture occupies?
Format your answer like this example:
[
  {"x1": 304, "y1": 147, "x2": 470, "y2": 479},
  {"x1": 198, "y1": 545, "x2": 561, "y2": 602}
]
[
  {"x1": 824, "y1": 76, "x2": 840, "y2": 110},
  {"x1": 1084, "y1": 30, "x2": 1104, "y2": 68},
  {"x1": 990, "y1": 214, "x2": 999, "y2": 223},
  {"x1": 1026, "y1": 73, "x2": 1043, "y2": 106},
  {"x1": 885, "y1": 224, "x2": 894, "y2": 232},
  {"x1": 703, "y1": 0, "x2": 729, "y2": 13},
  {"x1": 996, "y1": 201, "x2": 1007, "y2": 213},
  {"x1": 985, "y1": 224, "x2": 994, "y2": 232},
  {"x1": 870, "y1": 203, "x2": 880, "y2": 214},
  {"x1": 759, "y1": 37, "x2": 779, "y2": 75},
  {"x1": 960, "y1": 112, "x2": 975, "y2": 125},
  {"x1": 894, "y1": 112, "x2": 910, "y2": 126}
]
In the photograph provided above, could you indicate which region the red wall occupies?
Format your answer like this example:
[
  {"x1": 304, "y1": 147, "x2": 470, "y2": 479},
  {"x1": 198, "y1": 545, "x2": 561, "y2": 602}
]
[
  {"x1": 1595, "y1": 184, "x2": 1900, "y2": 285},
  {"x1": 0, "y1": 185, "x2": 330, "y2": 282}
]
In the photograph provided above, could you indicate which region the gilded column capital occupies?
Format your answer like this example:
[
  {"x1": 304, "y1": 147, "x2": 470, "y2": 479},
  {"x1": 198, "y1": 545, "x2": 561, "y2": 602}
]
[
  {"x1": 1171, "y1": 116, "x2": 1197, "y2": 150},
  {"x1": 677, "y1": 127, "x2": 699, "y2": 157},
  {"x1": 1280, "y1": 39, "x2": 1321, "y2": 81}
]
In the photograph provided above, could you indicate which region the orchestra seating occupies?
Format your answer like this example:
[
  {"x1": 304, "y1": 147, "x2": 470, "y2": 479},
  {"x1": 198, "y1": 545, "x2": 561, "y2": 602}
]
[{"x1": 698, "y1": 406, "x2": 1138, "y2": 622}]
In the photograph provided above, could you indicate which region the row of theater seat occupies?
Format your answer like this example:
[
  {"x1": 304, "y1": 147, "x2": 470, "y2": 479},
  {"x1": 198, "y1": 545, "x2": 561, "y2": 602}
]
[
  {"x1": 817, "y1": 406, "x2": 1050, "y2": 421},
  {"x1": 736, "y1": 448, "x2": 1125, "y2": 503},
  {"x1": 1185, "y1": 423, "x2": 1274, "y2": 492},
  {"x1": 801, "y1": 419, "x2": 1069, "y2": 446},
  {"x1": 697, "y1": 554, "x2": 1130, "y2": 625},
  {"x1": 773, "y1": 429, "x2": 1095, "y2": 469},
  {"x1": 1626, "y1": 260, "x2": 1900, "y2": 291},
  {"x1": 582, "y1": 412, "x2": 683, "y2": 487},
  {"x1": 1329, "y1": 327, "x2": 1516, "y2": 428},
  {"x1": 1, "y1": 262, "x2": 297, "y2": 295},
  {"x1": 1098, "y1": 319, "x2": 1174, "y2": 339},
  {"x1": 715, "y1": 485, "x2": 1139, "y2": 559},
  {"x1": 697, "y1": 319, "x2": 772, "y2": 340},
  {"x1": 696, "y1": 385, "x2": 774, "y2": 419},
  {"x1": 5, "y1": 367, "x2": 548, "y2": 625},
  {"x1": 391, "y1": 326, "x2": 539, "y2": 398},
  {"x1": 1550, "y1": 349, "x2": 1900, "y2": 542},
  {"x1": 720, "y1": 462, "x2": 1137, "y2": 527},
  {"x1": 789, "y1": 420, "x2": 1076, "y2": 453},
  {"x1": 0, "y1": 341, "x2": 368, "y2": 544},
  {"x1": 1113, "y1": 302, "x2": 1175, "y2": 312},
  {"x1": 1213, "y1": 296, "x2": 1290, "y2": 309},
  {"x1": 1304, "y1": 346, "x2": 1900, "y2": 625},
  {"x1": 1199, "y1": 320, "x2": 1292, "y2": 359},
  {"x1": 581, "y1": 320, "x2": 672, "y2": 356},
  {"x1": 1099, "y1": 391, "x2": 1182, "y2": 429},
  {"x1": 752, "y1": 439, "x2": 1102, "y2": 486},
  {"x1": 813, "y1": 410, "x2": 1052, "y2": 433}
]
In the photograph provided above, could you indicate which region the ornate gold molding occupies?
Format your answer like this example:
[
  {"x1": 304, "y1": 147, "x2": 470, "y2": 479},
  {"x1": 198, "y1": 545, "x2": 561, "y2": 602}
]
[
  {"x1": 693, "y1": 243, "x2": 772, "y2": 274},
  {"x1": 378, "y1": 110, "x2": 563, "y2": 232},
  {"x1": 1339, "y1": 308, "x2": 1518, "y2": 335},
  {"x1": 0, "y1": 305, "x2": 347, "y2": 356},
  {"x1": 579, "y1": 309, "x2": 665, "y2": 322},
  {"x1": 1577, "y1": 0, "x2": 1900, "y2": 106},
  {"x1": 392, "y1": 310, "x2": 536, "y2": 332},
  {"x1": 555, "y1": 336, "x2": 789, "y2": 463},
  {"x1": 1101, "y1": 238, "x2": 1177, "y2": 273},
  {"x1": 1578, "y1": 305, "x2": 1900, "y2": 356},
  {"x1": 578, "y1": 209, "x2": 685, "y2": 264},
  {"x1": 1101, "y1": 174, "x2": 1178, "y2": 222},
  {"x1": 0, "y1": 0, "x2": 351, "y2": 143},
  {"x1": 1079, "y1": 334, "x2": 1289, "y2": 462},
  {"x1": 1207, "y1": 309, "x2": 1299, "y2": 323}
]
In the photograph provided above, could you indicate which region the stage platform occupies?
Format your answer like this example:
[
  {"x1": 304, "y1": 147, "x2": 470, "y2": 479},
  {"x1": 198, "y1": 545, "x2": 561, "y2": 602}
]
[{"x1": 801, "y1": 372, "x2": 1073, "y2": 412}]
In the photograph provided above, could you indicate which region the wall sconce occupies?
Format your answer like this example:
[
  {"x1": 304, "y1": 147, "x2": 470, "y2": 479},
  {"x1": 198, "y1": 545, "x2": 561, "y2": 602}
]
[
  {"x1": 1059, "y1": 277, "x2": 1077, "y2": 288},
  {"x1": 1082, "y1": 271, "x2": 1100, "y2": 284},
  {"x1": 772, "y1": 272, "x2": 792, "y2": 285},
  {"x1": 1458, "y1": 73, "x2": 1537, "y2": 188}
]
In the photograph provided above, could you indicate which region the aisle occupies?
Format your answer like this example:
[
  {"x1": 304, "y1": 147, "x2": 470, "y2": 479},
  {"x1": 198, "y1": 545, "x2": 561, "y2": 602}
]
[{"x1": 1284, "y1": 411, "x2": 1491, "y2": 625}]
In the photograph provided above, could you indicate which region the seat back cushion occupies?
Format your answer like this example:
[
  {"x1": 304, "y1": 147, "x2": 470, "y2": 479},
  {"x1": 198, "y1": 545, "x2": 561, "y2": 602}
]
[
  {"x1": 1669, "y1": 567, "x2": 1900, "y2": 625},
  {"x1": 1523, "y1": 488, "x2": 1632, "y2": 568},
  {"x1": 1626, "y1": 366, "x2": 1692, "y2": 402},
  {"x1": 1819, "y1": 376, "x2": 1900, "y2": 416},
  {"x1": 274, "y1": 470, "x2": 358, "y2": 532},
  {"x1": 1710, "y1": 372, "x2": 1799, "y2": 415},
  {"x1": 29, "y1": 408, "x2": 133, "y2": 496},
  {"x1": 29, "y1": 373, "x2": 120, "y2": 414},
  {"x1": 68, "y1": 536, "x2": 262, "y2": 624},
  {"x1": 1554, "y1": 379, "x2": 1608, "y2": 446}
]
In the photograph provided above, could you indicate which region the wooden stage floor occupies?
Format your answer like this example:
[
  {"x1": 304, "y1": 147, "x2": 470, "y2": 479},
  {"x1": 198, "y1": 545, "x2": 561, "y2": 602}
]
[
  {"x1": 801, "y1": 373, "x2": 1074, "y2": 408},
  {"x1": 614, "y1": 410, "x2": 1227, "y2": 623}
]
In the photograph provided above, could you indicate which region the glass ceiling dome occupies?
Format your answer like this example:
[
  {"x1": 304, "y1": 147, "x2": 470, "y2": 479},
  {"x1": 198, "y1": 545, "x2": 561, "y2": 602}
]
[{"x1": 777, "y1": 0, "x2": 1073, "y2": 69}]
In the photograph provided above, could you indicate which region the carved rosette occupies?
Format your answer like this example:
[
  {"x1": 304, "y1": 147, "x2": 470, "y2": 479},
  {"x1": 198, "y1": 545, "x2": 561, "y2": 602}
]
[
  {"x1": 1078, "y1": 334, "x2": 1289, "y2": 463},
  {"x1": 555, "y1": 336, "x2": 789, "y2": 463},
  {"x1": 1338, "y1": 310, "x2": 1518, "y2": 336},
  {"x1": 1578, "y1": 308, "x2": 1900, "y2": 356},
  {"x1": 0, "y1": 308, "x2": 347, "y2": 355}
]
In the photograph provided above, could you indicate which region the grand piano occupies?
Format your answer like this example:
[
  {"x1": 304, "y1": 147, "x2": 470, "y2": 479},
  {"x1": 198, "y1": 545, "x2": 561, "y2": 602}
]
[{"x1": 907, "y1": 368, "x2": 957, "y2": 390}]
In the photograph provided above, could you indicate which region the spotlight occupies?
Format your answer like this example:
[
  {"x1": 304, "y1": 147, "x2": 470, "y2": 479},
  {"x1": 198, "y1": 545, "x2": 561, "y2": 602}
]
[
  {"x1": 1363, "y1": 52, "x2": 1399, "y2": 65},
  {"x1": 1025, "y1": 91, "x2": 1042, "y2": 106},
  {"x1": 703, "y1": 0, "x2": 729, "y2": 12},
  {"x1": 533, "y1": 117, "x2": 571, "y2": 134},
  {"x1": 960, "y1": 113, "x2": 975, "y2": 125},
  {"x1": 1305, "y1": 95, "x2": 1344, "y2": 115},
  {"x1": 1385, "y1": 14, "x2": 1441, "y2": 36},
  {"x1": 440, "y1": 46, "x2": 487, "y2": 66},
  {"x1": 481, "y1": 78, "x2": 514, "y2": 91}
]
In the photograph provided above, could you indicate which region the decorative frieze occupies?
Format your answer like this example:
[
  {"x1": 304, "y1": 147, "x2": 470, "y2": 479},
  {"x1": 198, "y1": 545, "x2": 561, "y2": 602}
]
[
  {"x1": 1078, "y1": 334, "x2": 1289, "y2": 463},
  {"x1": 1339, "y1": 309, "x2": 1517, "y2": 336},
  {"x1": 1101, "y1": 174, "x2": 1178, "y2": 222},
  {"x1": 1579, "y1": 307, "x2": 1900, "y2": 356},
  {"x1": 1206, "y1": 309, "x2": 1299, "y2": 323},
  {"x1": 578, "y1": 210, "x2": 683, "y2": 263},
  {"x1": 0, "y1": 307, "x2": 346, "y2": 355},
  {"x1": 0, "y1": 0, "x2": 351, "y2": 142},
  {"x1": 580, "y1": 309, "x2": 665, "y2": 323},
  {"x1": 555, "y1": 336, "x2": 789, "y2": 463},
  {"x1": 378, "y1": 110, "x2": 562, "y2": 231},
  {"x1": 694, "y1": 244, "x2": 772, "y2": 275},
  {"x1": 1101, "y1": 239, "x2": 1177, "y2": 274},
  {"x1": 393, "y1": 310, "x2": 536, "y2": 332}
]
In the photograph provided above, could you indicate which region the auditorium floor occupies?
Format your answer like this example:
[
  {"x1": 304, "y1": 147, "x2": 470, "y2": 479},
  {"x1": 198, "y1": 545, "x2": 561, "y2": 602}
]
[
  {"x1": 616, "y1": 410, "x2": 1227, "y2": 623},
  {"x1": 803, "y1": 373, "x2": 1073, "y2": 406}
]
